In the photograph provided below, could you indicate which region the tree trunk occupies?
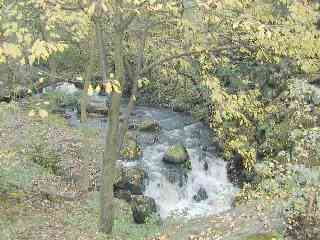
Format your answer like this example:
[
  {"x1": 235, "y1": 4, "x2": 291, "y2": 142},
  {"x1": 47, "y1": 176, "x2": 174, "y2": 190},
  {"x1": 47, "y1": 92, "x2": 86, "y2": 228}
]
[
  {"x1": 95, "y1": 18, "x2": 108, "y2": 85},
  {"x1": 48, "y1": 57, "x2": 57, "y2": 83},
  {"x1": 80, "y1": 30, "x2": 96, "y2": 123},
  {"x1": 40, "y1": 21, "x2": 57, "y2": 83},
  {"x1": 118, "y1": 35, "x2": 145, "y2": 149},
  {"x1": 100, "y1": 30, "x2": 124, "y2": 234}
]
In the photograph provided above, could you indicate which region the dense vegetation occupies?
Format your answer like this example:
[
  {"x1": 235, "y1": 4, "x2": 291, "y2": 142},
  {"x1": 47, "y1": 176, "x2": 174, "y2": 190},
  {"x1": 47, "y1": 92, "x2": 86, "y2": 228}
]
[{"x1": 1, "y1": 0, "x2": 320, "y2": 239}]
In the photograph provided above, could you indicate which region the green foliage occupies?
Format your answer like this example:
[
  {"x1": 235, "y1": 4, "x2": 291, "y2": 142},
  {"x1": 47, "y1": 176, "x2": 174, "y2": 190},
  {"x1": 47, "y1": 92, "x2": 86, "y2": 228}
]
[
  {"x1": 43, "y1": 91, "x2": 81, "y2": 109},
  {"x1": 26, "y1": 141, "x2": 61, "y2": 174},
  {"x1": 235, "y1": 162, "x2": 320, "y2": 239},
  {"x1": 0, "y1": 162, "x2": 46, "y2": 193}
]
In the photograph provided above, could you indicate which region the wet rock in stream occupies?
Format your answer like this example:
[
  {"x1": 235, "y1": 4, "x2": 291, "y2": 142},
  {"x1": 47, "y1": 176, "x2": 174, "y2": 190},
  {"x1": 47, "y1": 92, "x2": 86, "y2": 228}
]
[
  {"x1": 49, "y1": 84, "x2": 238, "y2": 219},
  {"x1": 131, "y1": 195, "x2": 158, "y2": 224},
  {"x1": 114, "y1": 167, "x2": 147, "y2": 197},
  {"x1": 162, "y1": 144, "x2": 190, "y2": 165},
  {"x1": 193, "y1": 187, "x2": 208, "y2": 202}
]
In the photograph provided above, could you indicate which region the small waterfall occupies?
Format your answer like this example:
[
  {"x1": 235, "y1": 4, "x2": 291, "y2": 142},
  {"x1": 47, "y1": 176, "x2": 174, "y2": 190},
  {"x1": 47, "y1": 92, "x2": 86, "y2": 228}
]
[
  {"x1": 142, "y1": 120, "x2": 237, "y2": 218},
  {"x1": 47, "y1": 84, "x2": 238, "y2": 219}
]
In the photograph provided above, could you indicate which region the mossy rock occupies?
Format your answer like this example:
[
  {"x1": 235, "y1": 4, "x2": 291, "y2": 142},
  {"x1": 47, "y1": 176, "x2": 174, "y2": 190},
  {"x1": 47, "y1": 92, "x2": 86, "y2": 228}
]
[
  {"x1": 114, "y1": 167, "x2": 147, "y2": 196},
  {"x1": 131, "y1": 195, "x2": 157, "y2": 224},
  {"x1": 163, "y1": 144, "x2": 189, "y2": 165},
  {"x1": 244, "y1": 232, "x2": 281, "y2": 240},
  {"x1": 138, "y1": 119, "x2": 160, "y2": 132},
  {"x1": 75, "y1": 96, "x2": 109, "y2": 115},
  {"x1": 85, "y1": 102, "x2": 108, "y2": 115}
]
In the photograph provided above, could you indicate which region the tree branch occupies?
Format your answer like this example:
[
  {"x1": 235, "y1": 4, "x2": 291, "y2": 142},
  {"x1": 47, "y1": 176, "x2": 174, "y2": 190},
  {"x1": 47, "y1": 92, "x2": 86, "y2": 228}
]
[{"x1": 139, "y1": 46, "x2": 233, "y2": 76}]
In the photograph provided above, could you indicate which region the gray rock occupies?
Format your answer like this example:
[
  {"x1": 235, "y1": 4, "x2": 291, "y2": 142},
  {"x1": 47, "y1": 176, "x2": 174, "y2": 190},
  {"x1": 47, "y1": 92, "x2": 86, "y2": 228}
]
[
  {"x1": 86, "y1": 101, "x2": 108, "y2": 115},
  {"x1": 131, "y1": 195, "x2": 157, "y2": 224},
  {"x1": 114, "y1": 167, "x2": 147, "y2": 196},
  {"x1": 193, "y1": 187, "x2": 208, "y2": 202},
  {"x1": 138, "y1": 119, "x2": 160, "y2": 132}
]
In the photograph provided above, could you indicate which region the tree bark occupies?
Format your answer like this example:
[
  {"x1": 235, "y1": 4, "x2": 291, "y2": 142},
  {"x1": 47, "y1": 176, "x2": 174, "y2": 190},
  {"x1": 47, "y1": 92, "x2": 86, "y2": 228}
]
[
  {"x1": 100, "y1": 29, "x2": 124, "y2": 234},
  {"x1": 40, "y1": 20, "x2": 57, "y2": 83},
  {"x1": 95, "y1": 18, "x2": 108, "y2": 85},
  {"x1": 118, "y1": 35, "x2": 145, "y2": 149},
  {"x1": 80, "y1": 30, "x2": 96, "y2": 123}
]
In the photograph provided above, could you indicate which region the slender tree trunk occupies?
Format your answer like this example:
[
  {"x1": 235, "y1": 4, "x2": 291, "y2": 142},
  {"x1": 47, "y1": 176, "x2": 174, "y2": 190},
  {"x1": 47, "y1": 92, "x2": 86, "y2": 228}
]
[
  {"x1": 118, "y1": 36, "x2": 145, "y2": 148},
  {"x1": 100, "y1": 30, "x2": 124, "y2": 234},
  {"x1": 80, "y1": 31, "x2": 96, "y2": 123},
  {"x1": 40, "y1": 21, "x2": 57, "y2": 83},
  {"x1": 95, "y1": 18, "x2": 108, "y2": 84},
  {"x1": 48, "y1": 57, "x2": 57, "y2": 83}
]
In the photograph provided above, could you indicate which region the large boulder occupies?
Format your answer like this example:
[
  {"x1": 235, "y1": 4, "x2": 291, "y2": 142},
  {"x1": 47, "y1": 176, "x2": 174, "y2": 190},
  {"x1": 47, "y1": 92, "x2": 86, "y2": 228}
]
[
  {"x1": 131, "y1": 195, "x2": 157, "y2": 224},
  {"x1": 77, "y1": 96, "x2": 109, "y2": 115},
  {"x1": 86, "y1": 101, "x2": 108, "y2": 115},
  {"x1": 163, "y1": 144, "x2": 190, "y2": 164},
  {"x1": 193, "y1": 187, "x2": 208, "y2": 202},
  {"x1": 114, "y1": 167, "x2": 147, "y2": 200}
]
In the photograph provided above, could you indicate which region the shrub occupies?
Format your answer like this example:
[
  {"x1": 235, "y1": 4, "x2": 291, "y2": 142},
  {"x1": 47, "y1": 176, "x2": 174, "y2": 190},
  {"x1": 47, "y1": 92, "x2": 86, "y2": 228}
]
[{"x1": 26, "y1": 142, "x2": 61, "y2": 174}]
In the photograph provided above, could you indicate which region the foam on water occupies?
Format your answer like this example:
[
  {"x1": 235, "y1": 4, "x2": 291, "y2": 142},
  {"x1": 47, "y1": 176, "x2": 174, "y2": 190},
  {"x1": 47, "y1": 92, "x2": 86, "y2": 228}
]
[
  {"x1": 142, "y1": 122, "x2": 237, "y2": 218},
  {"x1": 52, "y1": 86, "x2": 238, "y2": 219}
]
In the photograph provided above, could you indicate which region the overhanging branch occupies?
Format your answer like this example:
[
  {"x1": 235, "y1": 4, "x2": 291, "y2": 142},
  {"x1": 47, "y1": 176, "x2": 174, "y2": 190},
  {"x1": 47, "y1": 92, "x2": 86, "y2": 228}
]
[{"x1": 139, "y1": 46, "x2": 233, "y2": 76}]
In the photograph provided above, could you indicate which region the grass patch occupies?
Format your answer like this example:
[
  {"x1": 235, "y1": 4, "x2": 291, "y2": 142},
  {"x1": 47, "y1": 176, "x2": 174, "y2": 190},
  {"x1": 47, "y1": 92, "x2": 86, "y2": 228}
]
[{"x1": 64, "y1": 192, "x2": 162, "y2": 240}]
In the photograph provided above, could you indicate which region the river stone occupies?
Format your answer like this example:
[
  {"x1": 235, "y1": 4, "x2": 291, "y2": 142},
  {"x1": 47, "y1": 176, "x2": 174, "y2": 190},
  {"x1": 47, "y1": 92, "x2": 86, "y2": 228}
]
[
  {"x1": 203, "y1": 161, "x2": 209, "y2": 171},
  {"x1": 193, "y1": 187, "x2": 208, "y2": 202},
  {"x1": 114, "y1": 167, "x2": 147, "y2": 196},
  {"x1": 75, "y1": 95, "x2": 109, "y2": 115},
  {"x1": 172, "y1": 103, "x2": 187, "y2": 113},
  {"x1": 131, "y1": 195, "x2": 157, "y2": 224},
  {"x1": 86, "y1": 101, "x2": 108, "y2": 115},
  {"x1": 138, "y1": 119, "x2": 160, "y2": 132},
  {"x1": 163, "y1": 144, "x2": 189, "y2": 164}
]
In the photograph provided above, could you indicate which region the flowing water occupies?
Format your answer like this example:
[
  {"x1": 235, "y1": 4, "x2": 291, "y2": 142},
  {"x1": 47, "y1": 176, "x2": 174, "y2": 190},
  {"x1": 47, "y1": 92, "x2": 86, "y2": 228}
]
[{"x1": 53, "y1": 83, "x2": 238, "y2": 219}]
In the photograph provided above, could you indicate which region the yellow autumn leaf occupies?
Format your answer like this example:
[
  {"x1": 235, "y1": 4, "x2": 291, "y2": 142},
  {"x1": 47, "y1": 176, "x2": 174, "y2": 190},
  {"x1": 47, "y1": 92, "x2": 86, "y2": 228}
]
[
  {"x1": 39, "y1": 109, "x2": 48, "y2": 118},
  {"x1": 87, "y1": 84, "x2": 94, "y2": 96},
  {"x1": 104, "y1": 82, "x2": 112, "y2": 94},
  {"x1": 20, "y1": 58, "x2": 26, "y2": 65},
  {"x1": 95, "y1": 85, "x2": 101, "y2": 94},
  {"x1": 112, "y1": 80, "x2": 122, "y2": 93}
]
